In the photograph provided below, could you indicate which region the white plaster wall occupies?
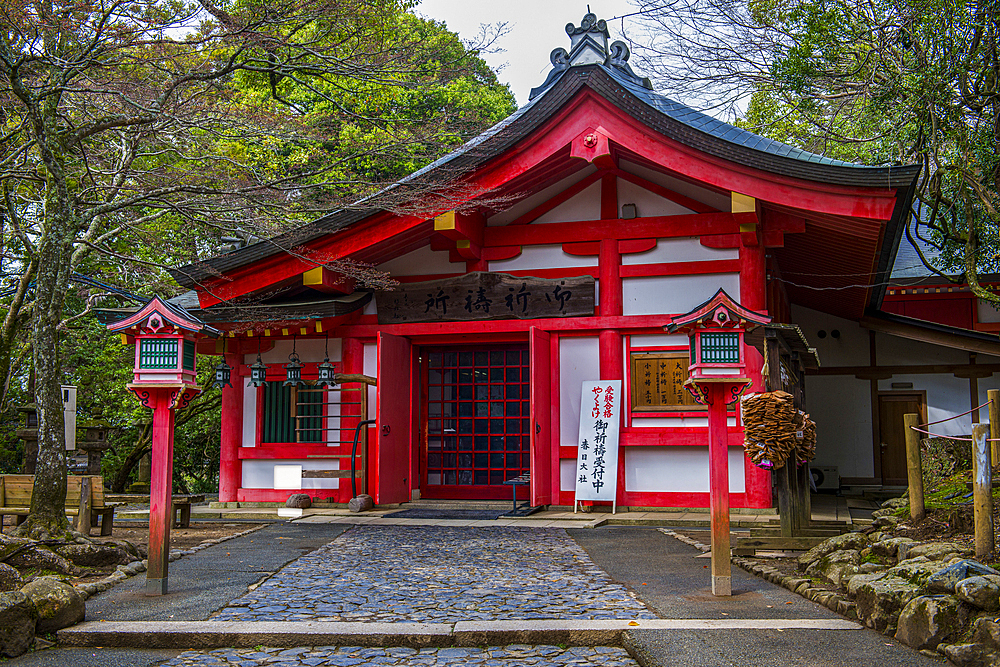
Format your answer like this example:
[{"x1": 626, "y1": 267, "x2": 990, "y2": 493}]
[
  {"x1": 979, "y1": 299, "x2": 1000, "y2": 323},
  {"x1": 534, "y1": 180, "x2": 601, "y2": 224},
  {"x1": 377, "y1": 245, "x2": 456, "y2": 276},
  {"x1": 621, "y1": 238, "x2": 739, "y2": 265},
  {"x1": 807, "y1": 375, "x2": 874, "y2": 477},
  {"x1": 488, "y1": 244, "x2": 596, "y2": 272},
  {"x1": 242, "y1": 459, "x2": 340, "y2": 490},
  {"x1": 876, "y1": 373, "x2": 1000, "y2": 436},
  {"x1": 251, "y1": 337, "x2": 338, "y2": 365},
  {"x1": 619, "y1": 160, "x2": 731, "y2": 211},
  {"x1": 623, "y1": 446, "x2": 746, "y2": 493},
  {"x1": 242, "y1": 386, "x2": 257, "y2": 447},
  {"x1": 488, "y1": 167, "x2": 598, "y2": 226},
  {"x1": 616, "y1": 178, "x2": 693, "y2": 217},
  {"x1": 559, "y1": 337, "x2": 601, "y2": 446},
  {"x1": 622, "y1": 273, "x2": 740, "y2": 316},
  {"x1": 560, "y1": 458, "x2": 577, "y2": 491},
  {"x1": 791, "y1": 305, "x2": 870, "y2": 366},
  {"x1": 630, "y1": 334, "x2": 690, "y2": 348},
  {"x1": 364, "y1": 343, "x2": 377, "y2": 420}
]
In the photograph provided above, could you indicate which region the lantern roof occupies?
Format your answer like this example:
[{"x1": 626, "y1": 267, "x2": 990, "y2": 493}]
[
  {"x1": 105, "y1": 296, "x2": 221, "y2": 337},
  {"x1": 665, "y1": 289, "x2": 771, "y2": 334}
]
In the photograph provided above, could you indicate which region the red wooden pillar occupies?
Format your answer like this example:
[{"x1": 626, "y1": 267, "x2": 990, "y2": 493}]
[
  {"x1": 147, "y1": 389, "x2": 176, "y2": 596},
  {"x1": 706, "y1": 382, "x2": 732, "y2": 596},
  {"x1": 740, "y1": 222, "x2": 771, "y2": 508},
  {"x1": 218, "y1": 345, "x2": 243, "y2": 503},
  {"x1": 598, "y1": 175, "x2": 625, "y2": 505}
]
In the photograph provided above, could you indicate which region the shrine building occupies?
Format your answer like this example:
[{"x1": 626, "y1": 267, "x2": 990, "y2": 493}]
[{"x1": 148, "y1": 13, "x2": 933, "y2": 507}]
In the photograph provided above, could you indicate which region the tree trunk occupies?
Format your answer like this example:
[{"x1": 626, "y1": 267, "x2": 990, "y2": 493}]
[
  {"x1": 15, "y1": 222, "x2": 75, "y2": 540},
  {"x1": 111, "y1": 436, "x2": 152, "y2": 493}
]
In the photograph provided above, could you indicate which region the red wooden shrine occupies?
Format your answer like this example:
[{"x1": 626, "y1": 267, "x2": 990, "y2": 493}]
[{"x1": 114, "y1": 13, "x2": 918, "y2": 511}]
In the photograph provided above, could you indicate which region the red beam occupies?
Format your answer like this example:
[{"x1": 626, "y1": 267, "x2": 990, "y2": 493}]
[
  {"x1": 331, "y1": 314, "x2": 682, "y2": 339},
  {"x1": 485, "y1": 212, "x2": 741, "y2": 247}
]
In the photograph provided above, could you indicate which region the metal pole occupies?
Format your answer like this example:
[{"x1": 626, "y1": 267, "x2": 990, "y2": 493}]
[
  {"x1": 903, "y1": 413, "x2": 924, "y2": 522},
  {"x1": 973, "y1": 424, "x2": 994, "y2": 558},
  {"x1": 351, "y1": 420, "x2": 375, "y2": 499}
]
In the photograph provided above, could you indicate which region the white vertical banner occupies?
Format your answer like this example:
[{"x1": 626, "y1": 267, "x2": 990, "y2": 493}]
[{"x1": 574, "y1": 380, "x2": 621, "y2": 509}]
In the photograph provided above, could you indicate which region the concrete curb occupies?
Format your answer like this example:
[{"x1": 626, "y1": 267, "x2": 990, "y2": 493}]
[{"x1": 58, "y1": 618, "x2": 861, "y2": 649}]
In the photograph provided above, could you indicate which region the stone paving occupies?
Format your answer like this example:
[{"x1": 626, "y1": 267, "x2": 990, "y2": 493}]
[
  {"x1": 162, "y1": 645, "x2": 639, "y2": 667},
  {"x1": 213, "y1": 525, "x2": 655, "y2": 622}
]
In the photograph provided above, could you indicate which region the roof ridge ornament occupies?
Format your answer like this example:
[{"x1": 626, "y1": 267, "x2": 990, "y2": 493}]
[{"x1": 529, "y1": 12, "x2": 653, "y2": 100}]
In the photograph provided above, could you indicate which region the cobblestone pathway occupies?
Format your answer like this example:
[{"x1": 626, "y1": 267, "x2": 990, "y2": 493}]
[
  {"x1": 213, "y1": 525, "x2": 655, "y2": 622},
  {"x1": 163, "y1": 645, "x2": 639, "y2": 667}
]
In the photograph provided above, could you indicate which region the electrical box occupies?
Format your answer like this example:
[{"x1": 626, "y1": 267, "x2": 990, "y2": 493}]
[
  {"x1": 62, "y1": 385, "x2": 77, "y2": 450},
  {"x1": 811, "y1": 466, "x2": 839, "y2": 491}
]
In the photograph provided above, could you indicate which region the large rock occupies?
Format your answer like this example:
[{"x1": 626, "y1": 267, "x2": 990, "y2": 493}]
[
  {"x1": 882, "y1": 497, "x2": 910, "y2": 509},
  {"x1": 102, "y1": 539, "x2": 143, "y2": 561},
  {"x1": 805, "y1": 549, "x2": 861, "y2": 587},
  {"x1": 21, "y1": 576, "x2": 85, "y2": 632},
  {"x1": 55, "y1": 543, "x2": 132, "y2": 567},
  {"x1": 286, "y1": 494, "x2": 312, "y2": 509},
  {"x1": 348, "y1": 494, "x2": 374, "y2": 513},
  {"x1": 928, "y1": 560, "x2": 1000, "y2": 593},
  {"x1": 0, "y1": 591, "x2": 37, "y2": 657},
  {"x1": 899, "y1": 541, "x2": 967, "y2": 562},
  {"x1": 872, "y1": 515, "x2": 900, "y2": 530},
  {"x1": 871, "y1": 537, "x2": 916, "y2": 559},
  {"x1": 5, "y1": 547, "x2": 80, "y2": 576},
  {"x1": 847, "y1": 572, "x2": 887, "y2": 598},
  {"x1": 938, "y1": 643, "x2": 995, "y2": 667},
  {"x1": 0, "y1": 564, "x2": 23, "y2": 592},
  {"x1": 956, "y1": 575, "x2": 1000, "y2": 611},
  {"x1": 895, "y1": 595, "x2": 970, "y2": 650},
  {"x1": 854, "y1": 574, "x2": 922, "y2": 632},
  {"x1": 886, "y1": 556, "x2": 939, "y2": 587},
  {"x1": 797, "y1": 532, "x2": 870, "y2": 571}
]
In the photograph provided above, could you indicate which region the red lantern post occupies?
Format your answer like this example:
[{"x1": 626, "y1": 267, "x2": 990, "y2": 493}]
[
  {"x1": 106, "y1": 297, "x2": 219, "y2": 595},
  {"x1": 667, "y1": 289, "x2": 770, "y2": 596}
]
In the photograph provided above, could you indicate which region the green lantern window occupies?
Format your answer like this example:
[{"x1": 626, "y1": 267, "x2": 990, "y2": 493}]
[
  {"x1": 182, "y1": 340, "x2": 196, "y2": 371},
  {"x1": 139, "y1": 339, "x2": 178, "y2": 369},
  {"x1": 699, "y1": 332, "x2": 740, "y2": 364}
]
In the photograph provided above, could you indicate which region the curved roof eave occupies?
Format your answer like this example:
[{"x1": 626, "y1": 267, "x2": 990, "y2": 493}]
[{"x1": 170, "y1": 64, "x2": 920, "y2": 289}]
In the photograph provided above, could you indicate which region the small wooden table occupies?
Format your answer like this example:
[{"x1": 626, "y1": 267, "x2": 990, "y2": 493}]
[
  {"x1": 502, "y1": 473, "x2": 539, "y2": 517},
  {"x1": 106, "y1": 493, "x2": 205, "y2": 527}
]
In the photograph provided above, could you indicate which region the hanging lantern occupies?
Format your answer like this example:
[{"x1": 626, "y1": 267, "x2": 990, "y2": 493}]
[
  {"x1": 212, "y1": 359, "x2": 232, "y2": 389},
  {"x1": 248, "y1": 337, "x2": 268, "y2": 387},
  {"x1": 283, "y1": 336, "x2": 306, "y2": 387},
  {"x1": 316, "y1": 333, "x2": 338, "y2": 388}
]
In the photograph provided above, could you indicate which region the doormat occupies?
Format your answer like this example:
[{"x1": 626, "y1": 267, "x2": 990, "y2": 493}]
[{"x1": 385, "y1": 509, "x2": 506, "y2": 521}]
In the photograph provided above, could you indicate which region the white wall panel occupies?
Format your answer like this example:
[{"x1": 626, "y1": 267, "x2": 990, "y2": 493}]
[
  {"x1": 620, "y1": 160, "x2": 731, "y2": 211},
  {"x1": 790, "y1": 306, "x2": 869, "y2": 367},
  {"x1": 631, "y1": 416, "x2": 737, "y2": 428},
  {"x1": 979, "y1": 299, "x2": 1000, "y2": 323},
  {"x1": 242, "y1": 459, "x2": 340, "y2": 490},
  {"x1": 488, "y1": 167, "x2": 597, "y2": 226},
  {"x1": 534, "y1": 180, "x2": 601, "y2": 223},
  {"x1": 624, "y1": 446, "x2": 746, "y2": 493},
  {"x1": 364, "y1": 343, "x2": 377, "y2": 419},
  {"x1": 808, "y1": 375, "x2": 873, "y2": 477},
  {"x1": 242, "y1": 383, "x2": 257, "y2": 447},
  {"x1": 560, "y1": 458, "x2": 577, "y2": 491},
  {"x1": 559, "y1": 337, "x2": 601, "y2": 445},
  {"x1": 621, "y1": 238, "x2": 738, "y2": 265},
  {"x1": 616, "y1": 178, "x2": 693, "y2": 217},
  {"x1": 377, "y1": 245, "x2": 456, "y2": 276},
  {"x1": 253, "y1": 338, "x2": 339, "y2": 364},
  {"x1": 877, "y1": 373, "x2": 989, "y2": 436},
  {"x1": 630, "y1": 334, "x2": 689, "y2": 348},
  {"x1": 876, "y1": 335, "x2": 971, "y2": 366},
  {"x1": 489, "y1": 244, "x2": 596, "y2": 272},
  {"x1": 623, "y1": 274, "x2": 740, "y2": 316}
]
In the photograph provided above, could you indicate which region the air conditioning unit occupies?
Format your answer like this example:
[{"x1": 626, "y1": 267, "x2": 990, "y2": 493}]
[{"x1": 811, "y1": 466, "x2": 839, "y2": 491}]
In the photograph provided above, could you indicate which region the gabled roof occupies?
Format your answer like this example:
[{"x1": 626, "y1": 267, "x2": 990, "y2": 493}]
[
  {"x1": 104, "y1": 296, "x2": 221, "y2": 337},
  {"x1": 170, "y1": 17, "x2": 919, "y2": 292}
]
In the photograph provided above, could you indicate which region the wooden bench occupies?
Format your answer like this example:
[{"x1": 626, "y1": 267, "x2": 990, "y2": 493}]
[
  {"x1": 0, "y1": 475, "x2": 121, "y2": 536},
  {"x1": 105, "y1": 493, "x2": 206, "y2": 527}
]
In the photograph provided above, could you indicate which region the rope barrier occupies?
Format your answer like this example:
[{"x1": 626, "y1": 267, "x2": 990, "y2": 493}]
[{"x1": 907, "y1": 399, "x2": 999, "y2": 441}]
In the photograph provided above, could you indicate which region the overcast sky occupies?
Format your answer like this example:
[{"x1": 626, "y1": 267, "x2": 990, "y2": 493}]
[{"x1": 414, "y1": 1, "x2": 642, "y2": 106}]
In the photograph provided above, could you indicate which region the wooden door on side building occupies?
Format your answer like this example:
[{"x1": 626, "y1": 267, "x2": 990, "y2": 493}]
[{"x1": 877, "y1": 392, "x2": 926, "y2": 486}]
